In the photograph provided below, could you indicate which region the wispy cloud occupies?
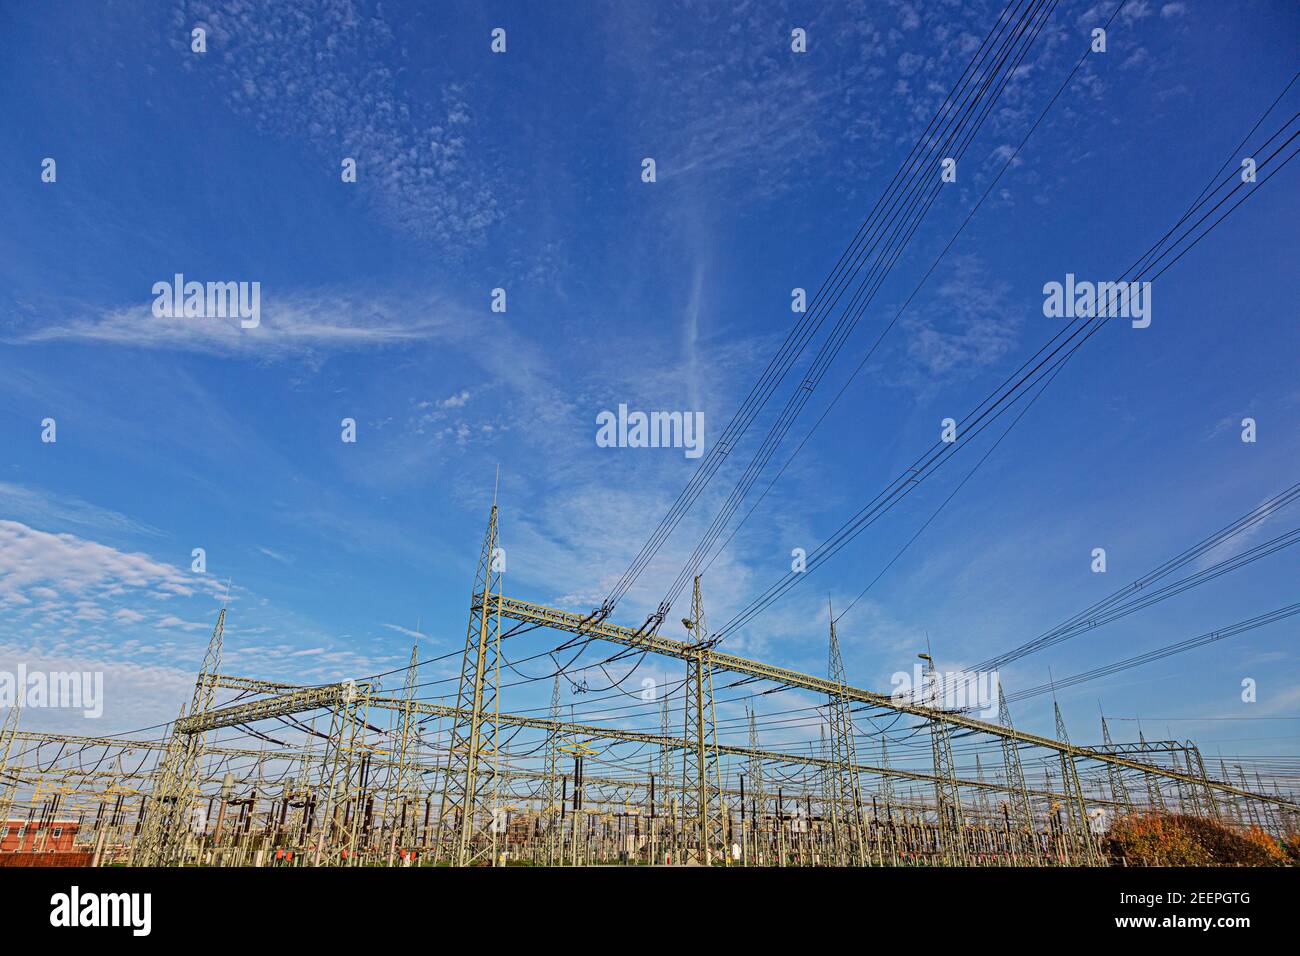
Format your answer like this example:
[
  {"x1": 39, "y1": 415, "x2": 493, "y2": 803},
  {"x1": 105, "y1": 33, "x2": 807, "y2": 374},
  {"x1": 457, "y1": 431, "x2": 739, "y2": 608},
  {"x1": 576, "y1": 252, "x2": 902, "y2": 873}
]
[
  {"x1": 11, "y1": 288, "x2": 468, "y2": 361},
  {"x1": 1192, "y1": 494, "x2": 1291, "y2": 571},
  {"x1": 154, "y1": 614, "x2": 212, "y2": 633},
  {"x1": 897, "y1": 253, "x2": 1023, "y2": 384},
  {"x1": 0, "y1": 482, "x2": 164, "y2": 539},
  {"x1": 381, "y1": 622, "x2": 427, "y2": 641},
  {"x1": 172, "y1": 0, "x2": 505, "y2": 250}
]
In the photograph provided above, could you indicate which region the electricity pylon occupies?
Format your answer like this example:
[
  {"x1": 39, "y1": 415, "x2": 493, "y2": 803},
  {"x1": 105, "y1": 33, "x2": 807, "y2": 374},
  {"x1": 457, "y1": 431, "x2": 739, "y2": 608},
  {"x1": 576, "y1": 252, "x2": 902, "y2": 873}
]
[
  {"x1": 1188, "y1": 745, "x2": 1220, "y2": 822},
  {"x1": 826, "y1": 610, "x2": 866, "y2": 865},
  {"x1": 544, "y1": 675, "x2": 562, "y2": 864},
  {"x1": 439, "y1": 498, "x2": 504, "y2": 866},
  {"x1": 290, "y1": 726, "x2": 318, "y2": 847},
  {"x1": 820, "y1": 724, "x2": 836, "y2": 861},
  {"x1": 879, "y1": 735, "x2": 897, "y2": 863},
  {"x1": 680, "y1": 576, "x2": 726, "y2": 865},
  {"x1": 1236, "y1": 766, "x2": 1261, "y2": 828},
  {"x1": 659, "y1": 691, "x2": 674, "y2": 862},
  {"x1": 313, "y1": 678, "x2": 372, "y2": 865},
  {"x1": 1219, "y1": 759, "x2": 1242, "y2": 826},
  {"x1": 997, "y1": 692, "x2": 1040, "y2": 862},
  {"x1": 134, "y1": 604, "x2": 226, "y2": 865},
  {"x1": 921, "y1": 652, "x2": 963, "y2": 862},
  {"x1": 1100, "y1": 712, "x2": 1131, "y2": 809},
  {"x1": 1138, "y1": 729, "x2": 1167, "y2": 811},
  {"x1": 1052, "y1": 697, "x2": 1095, "y2": 864},
  {"x1": 746, "y1": 702, "x2": 765, "y2": 864},
  {"x1": 878, "y1": 734, "x2": 895, "y2": 808},
  {"x1": 0, "y1": 697, "x2": 22, "y2": 826},
  {"x1": 974, "y1": 754, "x2": 992, "y2": 819},
  {"x1": 390, "y1": 642, "x2": 420, "y2": 857},
  {"x1": 655, "y1": 691, "x2": 676, "y2": 863}
]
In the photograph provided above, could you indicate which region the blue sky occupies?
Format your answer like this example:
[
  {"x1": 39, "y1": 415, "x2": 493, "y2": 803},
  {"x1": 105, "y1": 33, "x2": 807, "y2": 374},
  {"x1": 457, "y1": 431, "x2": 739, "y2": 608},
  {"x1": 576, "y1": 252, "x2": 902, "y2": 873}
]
[{"x1": 1, "y1": 0, "x2": 1297, "y2": 782}]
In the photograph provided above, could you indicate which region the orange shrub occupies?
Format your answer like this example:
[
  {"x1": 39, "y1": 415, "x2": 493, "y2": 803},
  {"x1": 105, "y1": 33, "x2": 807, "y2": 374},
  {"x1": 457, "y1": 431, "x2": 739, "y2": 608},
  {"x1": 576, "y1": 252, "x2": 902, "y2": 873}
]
[{"x1": 1103, "y1": 812, "x2": 1287, "y2": 866}]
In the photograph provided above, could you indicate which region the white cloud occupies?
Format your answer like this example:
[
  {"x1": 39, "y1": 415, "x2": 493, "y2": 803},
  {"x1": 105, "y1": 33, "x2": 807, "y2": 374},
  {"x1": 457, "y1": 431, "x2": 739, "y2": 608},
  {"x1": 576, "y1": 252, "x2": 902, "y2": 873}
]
[
  {"x1": 1192, "y1": 495, "x2": 1287, "y2": 571},
  {"x1": 172, "y1": 1, "x2": 504, "y2": 250},
  {"x1": 0, "y1": 641, "x2": 196, "y2": 734},
  {"x1": 154, "y1": 614, "x2": 211, "y2": 633},
  {"x1": 898, "y1": 254, "x2": 1023, "y2": 381},
  {"x1": 381, "y1": 622, "x2": 427, "y2": 641},
  {"x1": 11, "y1": 288, "x2": 469, "y2": 361},
  {"x1": 897, "y1": 51, "x2": 926, "y2": 76},
  {"x1": 0, "y1": 519, "x2": 212, "y2": 608}
]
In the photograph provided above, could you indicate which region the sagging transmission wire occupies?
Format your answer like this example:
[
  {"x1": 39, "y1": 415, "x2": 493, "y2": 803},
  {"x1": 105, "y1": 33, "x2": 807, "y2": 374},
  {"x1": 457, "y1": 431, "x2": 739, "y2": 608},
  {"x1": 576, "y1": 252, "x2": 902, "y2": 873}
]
[
  {"x1": 917, "y1": 68, "x2": 1300, "y2": 688},
  {"x1": 932, "y1": 513, "x2": 1300, "y2": 702},
  {"x1": 831, "y1": 361, "x2": 1068, "y2": 627},
  {"x1": 995, "y1": 602, "x2": 1300, "y2": 707},
  {"x1": 699, "y1": 0, "x2": 1132, "y2": 586},
  {"x1": 599, "y1": 0, "x2": 1056, "y2": 628},
  {"x1": 660, "y1": 0, "x2": 1065, "y2": 615},
  {"x1": 73, "y1": 1, "x2": 1061, "y2": 749},
  {"x1": 712, "y1": 101, "x2": 1300, "y2": 641}
]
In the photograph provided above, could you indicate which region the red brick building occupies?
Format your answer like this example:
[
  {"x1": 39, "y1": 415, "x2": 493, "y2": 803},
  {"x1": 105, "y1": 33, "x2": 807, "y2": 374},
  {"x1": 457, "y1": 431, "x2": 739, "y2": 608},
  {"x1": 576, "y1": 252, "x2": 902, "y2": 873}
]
[{"x1": 1, "y1": 818, "x2": 81, "y2": 853}]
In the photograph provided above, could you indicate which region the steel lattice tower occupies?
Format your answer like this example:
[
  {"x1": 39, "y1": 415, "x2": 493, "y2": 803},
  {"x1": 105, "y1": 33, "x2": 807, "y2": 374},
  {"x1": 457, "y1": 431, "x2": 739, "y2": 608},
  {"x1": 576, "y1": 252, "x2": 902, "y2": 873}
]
[
  {"x1": 819, "y1": 724, "x2": 836, "y2": 860},
  {"x1": 134, "y1": 605, "x2": 226, "y2": 865},
  {"x1": 997, "y1": 692, "x2": 1040, "y2": 862},
  {"x1": 922, "y1": 654, "x2": 963, "y2": 860},
  {"x1": 0, "y1": 696, "x2": 23, "y2": 827},
  {"x1": 878, "y1": 734, "x2": 895, "y2": 808},
  {"x1": 439, "y1": 500, "x2": 504, "y2": 866},
  {"x1": 1052, "y1": 699, "x2": 1095, "y2": 863},
  {"x1": 1100, "y1": 713, "x2": 1131, "y2": 810},
  {"x1": 680, "y1": 576, "x2": 726, "y2": 865},
  {"x1": 826, "y1": 612, "x2": 866, "y2": 865},
  {"x1": 313, "y1": 679, "x2": 372, "y2": 866},
  {"x1": 746, "y1": 702, "x2": 765, "y2": 864},
  {"x1": 974, "y1": 754, "x2": 992, "y2": 820},
  {"x1": 544, "y1": 675, "x2": 562, "y2": 863},
  {"x1": 1138, "y1": 730, "x2": 1167, "y2": 811},
  {"x1": 1216, "y1": 759, "x2": 1237, "y2": 827},
  {"x1": 658, "y1": 692, "x2": 674, "y2": 861},
  {"x1": 390, "y1": 642, "x2": 421, "y2": 857},
  {"x1": 1187, "y1": 745, "x2": 1221, "y2": 822}
]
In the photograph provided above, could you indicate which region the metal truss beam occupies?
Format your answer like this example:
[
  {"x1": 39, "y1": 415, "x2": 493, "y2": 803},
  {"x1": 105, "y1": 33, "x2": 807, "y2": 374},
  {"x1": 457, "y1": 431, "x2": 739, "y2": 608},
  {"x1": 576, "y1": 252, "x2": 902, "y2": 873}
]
[{"x1": 483, "y1": 594, "x2": 1300, "y2": 810}]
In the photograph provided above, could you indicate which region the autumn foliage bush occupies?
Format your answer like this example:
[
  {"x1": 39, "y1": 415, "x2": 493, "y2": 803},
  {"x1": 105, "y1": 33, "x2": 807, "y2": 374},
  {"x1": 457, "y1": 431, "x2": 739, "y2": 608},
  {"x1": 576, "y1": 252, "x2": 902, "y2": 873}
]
[
  {"x1": 1103, "y1": 812, "x2": 1288, "y2": 866},
  {"x1": 1279, "y1": 830, "x2": 1300, "y2": 866}
]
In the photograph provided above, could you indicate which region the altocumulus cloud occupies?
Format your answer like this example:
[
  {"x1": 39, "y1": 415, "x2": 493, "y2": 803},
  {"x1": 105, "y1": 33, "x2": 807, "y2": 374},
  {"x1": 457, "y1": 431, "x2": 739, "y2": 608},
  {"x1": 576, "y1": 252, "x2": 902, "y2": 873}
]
[{"x1": 170, "y1": 0, "x2": 505, "y2": 251}]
